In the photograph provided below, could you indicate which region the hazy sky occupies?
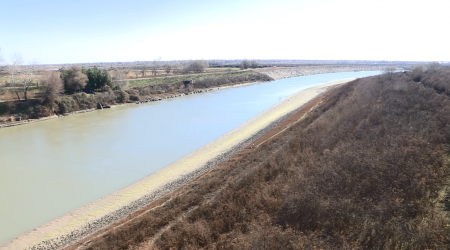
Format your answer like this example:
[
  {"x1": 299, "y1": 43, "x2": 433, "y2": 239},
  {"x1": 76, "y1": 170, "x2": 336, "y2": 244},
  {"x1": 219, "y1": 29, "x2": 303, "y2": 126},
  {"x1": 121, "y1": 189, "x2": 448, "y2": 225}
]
[{"x1": 1, "y1": 0, "x2": 449, "y2": 64}]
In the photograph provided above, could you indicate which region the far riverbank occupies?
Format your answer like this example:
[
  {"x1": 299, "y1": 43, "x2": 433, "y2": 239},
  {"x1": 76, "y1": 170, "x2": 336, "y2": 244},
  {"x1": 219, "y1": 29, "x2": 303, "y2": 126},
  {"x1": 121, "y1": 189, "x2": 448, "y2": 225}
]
[{"x1": 0, "y1": 65, "x2": 388, "y2": 129}]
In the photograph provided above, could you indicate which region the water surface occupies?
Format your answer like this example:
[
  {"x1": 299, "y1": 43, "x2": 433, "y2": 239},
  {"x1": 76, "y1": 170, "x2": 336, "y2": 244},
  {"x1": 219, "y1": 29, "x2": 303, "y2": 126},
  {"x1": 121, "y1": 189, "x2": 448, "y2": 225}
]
[{"x1": 0, "y1": 71, "x2": 379, "y2": 244}]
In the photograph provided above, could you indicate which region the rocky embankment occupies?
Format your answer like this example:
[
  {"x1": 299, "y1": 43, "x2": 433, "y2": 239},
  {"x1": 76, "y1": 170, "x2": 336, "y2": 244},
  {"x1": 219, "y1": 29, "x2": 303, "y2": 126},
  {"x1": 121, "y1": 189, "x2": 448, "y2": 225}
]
[{"x1": 256, "y1": 65, "x2": 391, "y2": 80}]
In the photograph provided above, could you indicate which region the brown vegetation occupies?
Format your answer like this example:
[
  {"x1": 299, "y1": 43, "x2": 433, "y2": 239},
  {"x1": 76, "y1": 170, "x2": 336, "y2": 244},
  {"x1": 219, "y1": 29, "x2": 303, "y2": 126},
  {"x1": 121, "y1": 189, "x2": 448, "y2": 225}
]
[
  {"x1": 133, "y1": 71, "x2": 272, "y2": 96},
  {"x1": 0, "y1": 69, "x2": 271, "y2": 122},
  {"x1": 63, "y1": 66, "x2": 88, "y2": 91},
  {"x1": 68, "y1": 68, "x2": 450, "y2": 250}
]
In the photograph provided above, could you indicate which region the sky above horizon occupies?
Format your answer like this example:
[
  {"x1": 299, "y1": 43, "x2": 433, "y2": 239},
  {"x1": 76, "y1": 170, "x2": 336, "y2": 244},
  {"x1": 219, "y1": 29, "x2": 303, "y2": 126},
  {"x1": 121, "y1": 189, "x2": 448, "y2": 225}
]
[{"x1": 1, "y1": 0, "x2": 449, "y2": 64}]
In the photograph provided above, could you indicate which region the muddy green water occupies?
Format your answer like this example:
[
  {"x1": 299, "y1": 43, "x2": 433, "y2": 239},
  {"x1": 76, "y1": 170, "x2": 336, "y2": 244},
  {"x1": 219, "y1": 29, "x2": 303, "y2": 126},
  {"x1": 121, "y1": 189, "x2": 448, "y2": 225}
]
[{"x1": 0, "y1": 71, "x2": 380, "y2": 244}]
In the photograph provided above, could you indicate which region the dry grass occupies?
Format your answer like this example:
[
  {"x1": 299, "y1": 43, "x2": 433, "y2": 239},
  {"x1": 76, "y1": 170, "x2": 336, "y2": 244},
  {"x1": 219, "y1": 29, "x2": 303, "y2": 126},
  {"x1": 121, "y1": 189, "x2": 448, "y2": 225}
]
[
  {"x1": 71, "y1": 69, "x2": 450, "y2": 250},
  {"x1": 0, "y1": 91, "x2": 16, "y2": 101}
]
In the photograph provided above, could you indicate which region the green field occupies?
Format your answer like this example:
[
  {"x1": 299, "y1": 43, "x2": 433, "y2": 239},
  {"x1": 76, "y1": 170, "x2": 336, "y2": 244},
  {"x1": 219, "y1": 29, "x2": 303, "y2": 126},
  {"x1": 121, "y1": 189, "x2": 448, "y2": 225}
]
[{"x1": 129, "y1": 70, "x2": 257, "y2": 88}]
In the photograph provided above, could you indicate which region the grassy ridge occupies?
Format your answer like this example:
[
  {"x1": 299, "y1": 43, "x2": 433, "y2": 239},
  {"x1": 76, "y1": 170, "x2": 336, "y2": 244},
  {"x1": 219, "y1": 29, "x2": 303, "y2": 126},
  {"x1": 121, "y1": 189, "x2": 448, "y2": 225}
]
[
  {"x1": 129, "y1": 70, "x2": 258, "y2": 88},
  {"x1": 73, "y1": 69, "x2": 450, "y2": 250}
]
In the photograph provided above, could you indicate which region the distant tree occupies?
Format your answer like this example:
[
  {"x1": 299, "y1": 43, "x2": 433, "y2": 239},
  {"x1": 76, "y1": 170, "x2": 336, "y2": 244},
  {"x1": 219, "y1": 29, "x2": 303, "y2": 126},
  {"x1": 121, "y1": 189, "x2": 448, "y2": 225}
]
[
  {"x1": 240, "y1": 59, "x2": 259, "y2": 69},
  {"x1": 140, "y1": 63, "x2": 148, "y2": 77},
  {"x1": 40, "y1": 71, "x2": 63, "y2": 110},
  {"x1": 240, "y1": 59, "x2": 251, "y2": 70},
  {"x1": 21, "y1": 61, "x2": 39, "y2": 101},
  {"x1": 173, "y1": 63, "x2": 183, "y2": 74},
  {"x1": 152, "y1": 57, "x2": 161, "y2": 76},
  {"x1": 164, "y1": 64, "x2": 172, "y2": 74},
  {"x1": 62, "y1": 66, "x2": 88, "y2": 92},
  {"x1": 7, "y1": 53, "x2": 23, "y2": 100},
  {"x1": 123, "y1": 66, "x2": 130, "y2": 75},
  {"x1": 382, "y1": 66, "x2": 396, "y2": 80},
  {"x1": 187, "y1": 60, "x2": 208, "y2": 73},
  {"x1": 112, "y1": 70, "x2": 129, "y2": 89},
  {"x1": 250, "y1": 60, "x2": 259, "y2": 68}
]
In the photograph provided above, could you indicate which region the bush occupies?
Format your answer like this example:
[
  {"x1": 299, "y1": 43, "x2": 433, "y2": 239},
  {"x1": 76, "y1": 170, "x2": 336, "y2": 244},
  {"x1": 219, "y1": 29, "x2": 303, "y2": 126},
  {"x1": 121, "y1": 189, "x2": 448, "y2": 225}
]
[
  {"x1": 58, "y1": 97, "x2": 78, "y2": 113},
  {"x1": 129, "y1": 94, "x2": 140, "y2": 102},
  {"x1": 183, "y1": 60, "x2": 208, "y2": 74},
  {"x1": 84, "y1": 66, "x2": 113, "y2": 90},
  {"x1": 34, "y1": 104, "x2": 53, "y2": 118},
  {"x1": 97, "y1": 89, "x2": 116, "y2": 105},
  {"x1": 411, "y1": 64, "x2": 425, "y2": 82},
  {"x1": 126, "y1": 89, "x2": 140, "y2": 101},
  {"x1": 72, "y1": 93, "x2": 96, "y2": 110},
  {"x1": 114, "y1": 90, "x2": 129, "y2": 103},
  {"x1": 240, "y1": 60, "x2": 259, "y2": 69},
  {"x1": 61, "y1": 66, "x2": 88, "y2": 92},
  {"x1": 40, "y1": 71, "x2": 63, "y2": 111}
]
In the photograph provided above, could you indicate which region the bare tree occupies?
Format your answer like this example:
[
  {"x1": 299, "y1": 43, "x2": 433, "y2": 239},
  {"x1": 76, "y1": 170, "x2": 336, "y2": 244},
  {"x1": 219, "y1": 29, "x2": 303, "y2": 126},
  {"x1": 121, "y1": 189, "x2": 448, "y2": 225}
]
[
  {"x1": 7, "y1": 53, "x2": 23, "y2": 100},
  {"x1": 240, "y1": 59, "x2": 251, "y2": 70},
  {"x1": 382, "y1": 66, "x2": 396, "y2": 80},
  {"x1": 40, "y1": 71, "x2": 63, "y2": 111},
  {"x1": 21, "y1": 60, "x2": 39, "y2": 101},
  {"x1": 152, "y1": 57, "x2": 161, "y2": 76},
  {"x1": 140, "y1": 62, "x2": 148, "y2": 77},
  {"x1": 188, "y1": 60, "x2": 208, "y2": 73},
  {"x1": 173, "y1": 62, "x2": 183, "y2": 74},
  {"x1": 250, "y1": 60, "x2": 259, "y2": 68},
  {"x1": 123, "y1": 66, "x2": 130, "y2": 75},
  {"x1": 164, "y1": 63, "x2": 172, "y2": 75},
  {"x1": 112, "y1": 70, "x2": 129, "y2": 89}
]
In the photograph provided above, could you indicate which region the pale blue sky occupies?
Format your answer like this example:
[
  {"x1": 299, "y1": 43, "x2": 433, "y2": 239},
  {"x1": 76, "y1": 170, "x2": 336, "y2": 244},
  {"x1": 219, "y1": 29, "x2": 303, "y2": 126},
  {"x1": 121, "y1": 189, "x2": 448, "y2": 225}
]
[{"x1": 1, "y1": 0, "x2": 449, "y2": 64}]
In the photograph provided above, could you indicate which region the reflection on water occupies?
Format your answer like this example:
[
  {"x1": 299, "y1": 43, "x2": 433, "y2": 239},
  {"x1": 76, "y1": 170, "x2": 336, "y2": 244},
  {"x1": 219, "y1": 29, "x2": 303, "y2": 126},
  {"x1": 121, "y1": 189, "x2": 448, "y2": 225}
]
[{"x1": 0, "y1": 71, "x2": 379, "y2": 244}]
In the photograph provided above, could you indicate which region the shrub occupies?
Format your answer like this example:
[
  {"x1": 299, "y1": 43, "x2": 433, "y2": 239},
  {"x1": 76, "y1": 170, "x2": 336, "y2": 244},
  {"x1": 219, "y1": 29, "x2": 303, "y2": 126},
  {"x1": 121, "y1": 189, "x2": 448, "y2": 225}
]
[
  {"x1": 58, "y1": 97, "x2": 78, "y2": 113},
  {"x1": 126, "y1": 89, "x2": 140, "y2": 102},
  {"x1": 114, "y1": 90, "x2": 129, "y2": 103},
  {"x1": 183, "y1": 60, "x2": 208, "y2": 74},
  {"x1": 240, "y1": 60, "x2": 259, "y2": 69},
  {"x1": 84, "y1": 66, "x2": 113, "y2": 90},
  {"x1": 61, "y1": 66, "x2": 88, "y2": 92},
  {"x1": 72, "y1": 93, "x2": 96, "y2": 110},
  {"x1": 34, "y1": 104, "x2": 53, "y2": 118},
  {"x1": 40, "y1": 71, "x2": 63, "y2": 111}
]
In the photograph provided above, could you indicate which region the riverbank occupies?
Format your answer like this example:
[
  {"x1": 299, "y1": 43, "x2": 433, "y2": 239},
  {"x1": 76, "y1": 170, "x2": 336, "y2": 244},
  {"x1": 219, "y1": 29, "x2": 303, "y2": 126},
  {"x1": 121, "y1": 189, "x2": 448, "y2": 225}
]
[
  {"x1": 256, "y1": 64, "x2": 388, "y2": 80},
  {"x1": 67, "y1": 70, "x2": 450, "y2": 250},
  {"x1": 0, "y1": 78, "x2": 355, "y2": 250},
  {"x1": 0, "y1": 65, "x2": 389, "y2": 129},
  {"x1": 0, "y1": 82, "x2": 263, "y2": 129}
]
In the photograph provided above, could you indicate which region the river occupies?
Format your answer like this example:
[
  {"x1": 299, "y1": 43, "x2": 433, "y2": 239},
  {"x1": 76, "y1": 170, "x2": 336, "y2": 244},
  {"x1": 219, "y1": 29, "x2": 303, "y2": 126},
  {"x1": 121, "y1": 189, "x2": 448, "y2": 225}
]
[{"x1": 0, "y1": 71, "x2": 380, "y2": 245}]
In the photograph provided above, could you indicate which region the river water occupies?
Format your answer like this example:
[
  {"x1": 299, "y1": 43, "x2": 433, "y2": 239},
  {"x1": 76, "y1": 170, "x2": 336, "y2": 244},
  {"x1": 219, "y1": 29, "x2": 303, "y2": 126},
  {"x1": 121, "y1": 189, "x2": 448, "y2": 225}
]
[{"x1": 0, "y1": 71, "x2": 380, "y2": 244}]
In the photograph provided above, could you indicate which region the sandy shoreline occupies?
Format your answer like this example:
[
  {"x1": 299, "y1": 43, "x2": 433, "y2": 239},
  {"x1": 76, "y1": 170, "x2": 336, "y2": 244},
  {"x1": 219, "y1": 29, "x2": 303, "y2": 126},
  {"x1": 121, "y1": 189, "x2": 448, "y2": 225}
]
[{"x1": 1, "y1": 78, "x2": 354, "y2": 250}]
